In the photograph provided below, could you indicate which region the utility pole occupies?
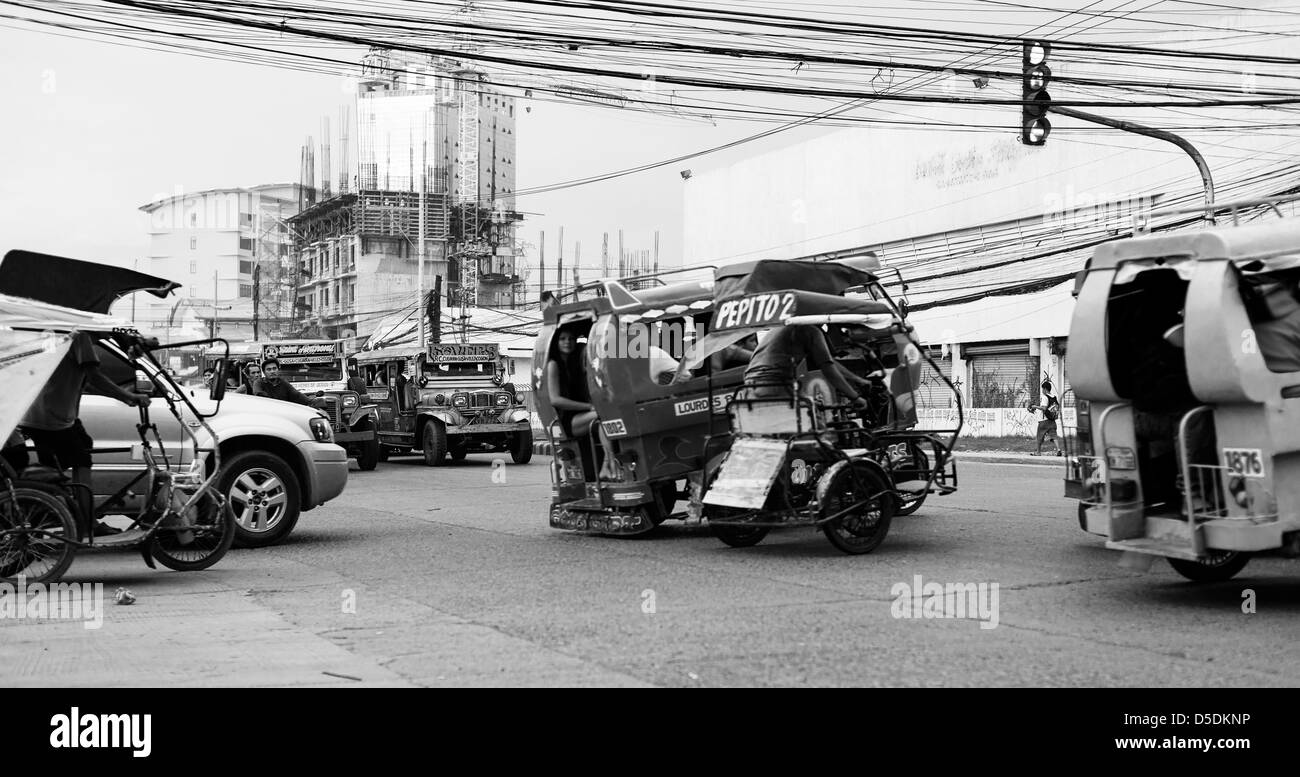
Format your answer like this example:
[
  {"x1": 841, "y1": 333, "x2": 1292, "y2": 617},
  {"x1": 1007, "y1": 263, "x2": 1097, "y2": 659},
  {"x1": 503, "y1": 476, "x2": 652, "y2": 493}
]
[
  {"x1": 602, "y1": 232, "x2": 609, "y2": 278},
  {"x1": 418, "y1": 113, "x2": 428, "y2": 349},
  {"x1": 253, "y1": 265, "x2": 261, "y2": 340},
  {"x1": 653, "y1": 230, "x2": 660, "y2": 275},
  {"x1": 618, "y1": 229, "x2": 625, "y2": 276},
  {"x1": 557, "y1": 226, "x2": 564, "y2": 289},
  {"x1": 211, "y1": 270, "x2": 218, "y2": 339},
  {"x1": 431, "y1": 275, "x2": 442, "y2": 344},
  {"x1": 538, "y1": 229, "x2": 546, "y2": 301}
]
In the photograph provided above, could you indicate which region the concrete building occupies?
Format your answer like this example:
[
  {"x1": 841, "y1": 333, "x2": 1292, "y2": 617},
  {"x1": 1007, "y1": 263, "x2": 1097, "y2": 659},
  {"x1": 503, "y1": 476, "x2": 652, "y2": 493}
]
[
  {"x1": 137, "y1": 183, "x2": 304, "y2": 338},
  {"x1": 290, "y1": 49, "x2": 522, "y2": 345}
]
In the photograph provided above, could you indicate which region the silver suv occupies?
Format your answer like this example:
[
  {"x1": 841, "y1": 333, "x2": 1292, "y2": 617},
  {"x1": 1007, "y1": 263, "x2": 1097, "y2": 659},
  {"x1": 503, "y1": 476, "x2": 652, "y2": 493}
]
[{"x1": 81, "y1": 344, "x2": 349, "y2": 547}]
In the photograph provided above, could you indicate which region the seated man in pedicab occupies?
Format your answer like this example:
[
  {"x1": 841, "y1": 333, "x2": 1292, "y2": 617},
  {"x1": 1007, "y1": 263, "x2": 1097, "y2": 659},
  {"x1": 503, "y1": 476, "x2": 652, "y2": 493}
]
[
  {"x1": 741, "y1": 323, "x2": 874, "y2": 414},
  {"x1": 17, "y1": 331, "x2": 151, "y2": 538}
]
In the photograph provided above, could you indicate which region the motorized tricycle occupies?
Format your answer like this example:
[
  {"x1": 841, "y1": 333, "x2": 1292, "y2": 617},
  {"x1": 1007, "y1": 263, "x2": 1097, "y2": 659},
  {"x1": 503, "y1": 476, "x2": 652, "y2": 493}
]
[
  {"x1": 536, "y1": 272, "x2": 749, "y2": 535},
  {"x1": 692, "y1": 258, "x2": 962, "y2": 553},
  {"x1": 1064, "y1": 199, "x2": 1300, "y2": 581},
  {"x1": 0, "y1": 251, "x2": 236, "y2": 584},
  {"x1": 352, "y1": 342, "x2": 533, "y2": 465}
]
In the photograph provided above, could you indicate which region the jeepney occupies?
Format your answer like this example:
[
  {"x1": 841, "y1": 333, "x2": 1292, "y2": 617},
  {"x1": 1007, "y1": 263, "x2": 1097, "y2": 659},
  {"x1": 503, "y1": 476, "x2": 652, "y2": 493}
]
[
  {"x1": 206, "y1": 339, "x2": 381, "y2": 470},
  {"x1": 1064, "y1": 202, "x2": 1300, "y2": 581},
  {"x1": 352, "y1": 342, "x2": 533, "y2": 466}
]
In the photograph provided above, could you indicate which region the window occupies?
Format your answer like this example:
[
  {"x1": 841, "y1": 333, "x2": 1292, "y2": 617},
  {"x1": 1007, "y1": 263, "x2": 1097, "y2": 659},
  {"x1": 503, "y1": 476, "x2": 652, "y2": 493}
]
[
  {"x1": 238, "y1": 260, "x2": 253, "y2": 275},
  {"x1": 190, "y1": 237, "x2": 197, "y2": 250},
  {"x1": 239, "y1": 237, "x2": 254, "y2": 252},
  {"x1": 189, "y1": 260, "x2": 197, "y2": 274},
  {"x1": 238, "y1": 284, "x2": 253, "y2": 298},
  {"x1": 349, "y1": 244, "x2": 356, "y2": 270},
  {"x1": 190, "y1": 213, "x2": 197, "y2": 227}
]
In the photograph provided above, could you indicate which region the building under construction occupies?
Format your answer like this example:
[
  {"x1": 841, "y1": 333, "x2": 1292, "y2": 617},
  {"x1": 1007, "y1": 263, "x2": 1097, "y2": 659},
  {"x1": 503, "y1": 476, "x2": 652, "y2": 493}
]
[{"x1": 289, "y1": 48, "x2": 523, "y2": 342}]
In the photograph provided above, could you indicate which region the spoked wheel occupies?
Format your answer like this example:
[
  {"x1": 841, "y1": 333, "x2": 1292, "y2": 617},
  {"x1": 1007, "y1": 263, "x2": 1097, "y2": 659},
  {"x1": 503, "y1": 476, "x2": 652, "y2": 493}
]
[
  {"x1": 1167, "y1": 552, "x2": 1251, "y2": 583},
  {"x1": 893, "y1": 444, "x2": 930, "y2": 517},
  {"x1": 817, "y1": 460, "x2": 894, "y2": 555},
  {"x1": 0, "y1": 487, "x2": 77, "y2": 584},
  {"x1": 149, "y1": 492, "x2": 236, "y2": 572}
]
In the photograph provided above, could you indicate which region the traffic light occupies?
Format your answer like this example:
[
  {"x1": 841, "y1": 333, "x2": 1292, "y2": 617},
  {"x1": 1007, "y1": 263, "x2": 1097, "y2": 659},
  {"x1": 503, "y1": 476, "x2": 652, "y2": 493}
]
[{"x1": 1021, "y1": 40, "x2": 1052, "y2": 146}]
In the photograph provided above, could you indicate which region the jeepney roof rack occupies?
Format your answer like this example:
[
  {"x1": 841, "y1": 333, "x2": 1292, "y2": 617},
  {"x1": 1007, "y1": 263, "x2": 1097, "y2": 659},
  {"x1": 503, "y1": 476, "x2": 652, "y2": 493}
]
[{"x1": 1133, "y1": 192, "x2": 1300, "y2": 235}]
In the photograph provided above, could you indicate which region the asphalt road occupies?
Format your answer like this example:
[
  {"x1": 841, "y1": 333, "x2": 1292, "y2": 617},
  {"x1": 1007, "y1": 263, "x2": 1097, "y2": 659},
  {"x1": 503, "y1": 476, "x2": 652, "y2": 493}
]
[{"x1": 4, "y1": 456, "x2": 1299, "y2": 687}]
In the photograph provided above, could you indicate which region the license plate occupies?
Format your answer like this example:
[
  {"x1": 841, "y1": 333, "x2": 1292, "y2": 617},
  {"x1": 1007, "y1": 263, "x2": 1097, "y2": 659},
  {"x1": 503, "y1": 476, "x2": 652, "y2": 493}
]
[{"x1": 1222, "y1": 448, "x2": 1265, "y2": 478}]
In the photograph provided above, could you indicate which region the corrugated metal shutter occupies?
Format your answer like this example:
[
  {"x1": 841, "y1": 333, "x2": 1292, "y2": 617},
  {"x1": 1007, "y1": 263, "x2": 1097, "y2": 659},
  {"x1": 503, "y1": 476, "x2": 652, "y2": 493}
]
[
  {"x1": 968, "y1": 351, "x2": 1034, "y2": 408},
  {"x1": 915, "y1": 354, "x2": 955, "y2": 409}
]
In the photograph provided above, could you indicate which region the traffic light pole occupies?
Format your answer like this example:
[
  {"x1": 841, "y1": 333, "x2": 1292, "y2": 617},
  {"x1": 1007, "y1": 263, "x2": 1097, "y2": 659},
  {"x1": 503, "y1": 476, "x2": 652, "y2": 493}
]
[{"x1": 1048, "y1": 105, "x2": 1216, "y2": 224}]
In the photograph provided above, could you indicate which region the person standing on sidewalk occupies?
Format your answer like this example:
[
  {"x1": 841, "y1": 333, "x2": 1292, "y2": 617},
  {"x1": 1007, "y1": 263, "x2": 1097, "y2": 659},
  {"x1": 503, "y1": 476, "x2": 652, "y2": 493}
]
[{"x1": 1030, "y1": 379, "x2": 1063, "y2": 456}]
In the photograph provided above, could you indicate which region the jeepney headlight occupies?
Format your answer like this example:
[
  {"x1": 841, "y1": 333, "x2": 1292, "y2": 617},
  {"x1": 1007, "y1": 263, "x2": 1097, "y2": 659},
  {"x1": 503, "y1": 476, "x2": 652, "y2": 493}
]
[
  {"x1": 452, "y1": 393, "x2": 468, "y2": 409},
  {"x1": 515, "y1": 393, "x2": 525, "y2": 404},
  {"x1": 495, "y1": 392, "x2": 511, "y2": 406},
  {"x1": 342, "y1": 394, "x2": 358, "y2": 408},
  {"x1": 310, "y1": 416, "x2": 334, "y2": 443}
]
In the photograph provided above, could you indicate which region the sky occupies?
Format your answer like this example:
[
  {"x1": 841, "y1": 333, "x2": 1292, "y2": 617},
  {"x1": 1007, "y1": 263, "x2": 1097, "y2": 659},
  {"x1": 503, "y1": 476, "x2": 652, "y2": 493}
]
[
  {"x1": 0, "y1": 10, "x2": 788, "y2": 278},
  {"x1": 2, "y1": 0, "x2": 1295, "y2": 290}
]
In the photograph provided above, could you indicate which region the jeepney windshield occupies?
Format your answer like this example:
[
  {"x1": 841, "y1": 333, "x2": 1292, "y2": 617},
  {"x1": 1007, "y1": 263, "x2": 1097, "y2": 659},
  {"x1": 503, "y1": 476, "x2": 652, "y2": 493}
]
[
  {"x1": 277, "y1": 361, "x2": 344, "y2": 383},
  {"x1": 423, "y1": 361, "x2": 494, "y2": 378}
]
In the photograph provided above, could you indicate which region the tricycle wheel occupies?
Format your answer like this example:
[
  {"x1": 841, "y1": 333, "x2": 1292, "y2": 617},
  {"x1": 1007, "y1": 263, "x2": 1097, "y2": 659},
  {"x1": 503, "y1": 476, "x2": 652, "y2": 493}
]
[
  {"x1": 149, "y1": 492, "x2": 236, "y2": 572},
  {"x1": 892, "y1": 443, "x2": 929, "y2": 516},
  {"x1": 710, "y1": 522, "x2": 770, "y2": 548},
  {"x1": 819, "y1": 460, "x2": 893, "y2": 555},
  {"x1": 0, "y1": 487, "x2": 77, "y2": 584},
  {"x1": 705, "y1": 502, "x2": 769, "y2": 547},
  {"x1": 1167, "y1": 552, "x2": 1250, "y2": 583}
]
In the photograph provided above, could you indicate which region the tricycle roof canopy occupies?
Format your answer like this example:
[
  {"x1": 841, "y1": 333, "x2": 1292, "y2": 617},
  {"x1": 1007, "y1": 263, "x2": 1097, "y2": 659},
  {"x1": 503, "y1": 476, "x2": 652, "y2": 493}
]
[
  {"x1": 715, "y1": 258, "x2": 877, "y2": 299},
  {"x1": 1090, "y1": 219, "x2": 1300, "y2": 274},
  {"x1": 0, "y1": 250, "x2": 180, "y2": 314}
]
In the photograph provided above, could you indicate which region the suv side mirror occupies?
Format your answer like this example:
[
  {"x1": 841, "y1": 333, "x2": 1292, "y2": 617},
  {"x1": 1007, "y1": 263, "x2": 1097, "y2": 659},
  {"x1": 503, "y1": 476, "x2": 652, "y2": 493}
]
[
  {"x1": 210, "y1": 359, "x2": 228, "y2": 401},
  {"x1": 898, "y1": 300, "x2": 910, "y2": 320}
]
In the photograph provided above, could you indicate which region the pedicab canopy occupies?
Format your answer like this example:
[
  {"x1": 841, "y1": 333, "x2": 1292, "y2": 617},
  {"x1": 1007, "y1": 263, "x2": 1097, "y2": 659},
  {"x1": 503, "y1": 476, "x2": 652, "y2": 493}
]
[
  {"x1": 0, "y1": 251, "x2": 180, "y2": 438},
  {"x1": 0, "y1": 250, "x2": 180, "y2": 314}
]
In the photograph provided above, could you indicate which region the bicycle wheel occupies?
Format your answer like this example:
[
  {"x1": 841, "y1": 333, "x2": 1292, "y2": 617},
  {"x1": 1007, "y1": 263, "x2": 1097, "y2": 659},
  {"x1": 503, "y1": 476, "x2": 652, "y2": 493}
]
[
  {"x1": 0, "y1": 487, "x2": 77, "y2": 584},
  {"x1": 149, "y1": 491, "x2": 236, "y2": 572}
]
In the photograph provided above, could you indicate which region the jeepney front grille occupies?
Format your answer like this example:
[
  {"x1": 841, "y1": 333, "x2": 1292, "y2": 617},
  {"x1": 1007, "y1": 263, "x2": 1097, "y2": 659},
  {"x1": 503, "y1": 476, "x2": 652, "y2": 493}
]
[
  {"x1": 320, "y1": 396, "x2": 343, "y2": 428},
  {"x1": 469, "y1": 392, "x2": 494, "y2": 409}
]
